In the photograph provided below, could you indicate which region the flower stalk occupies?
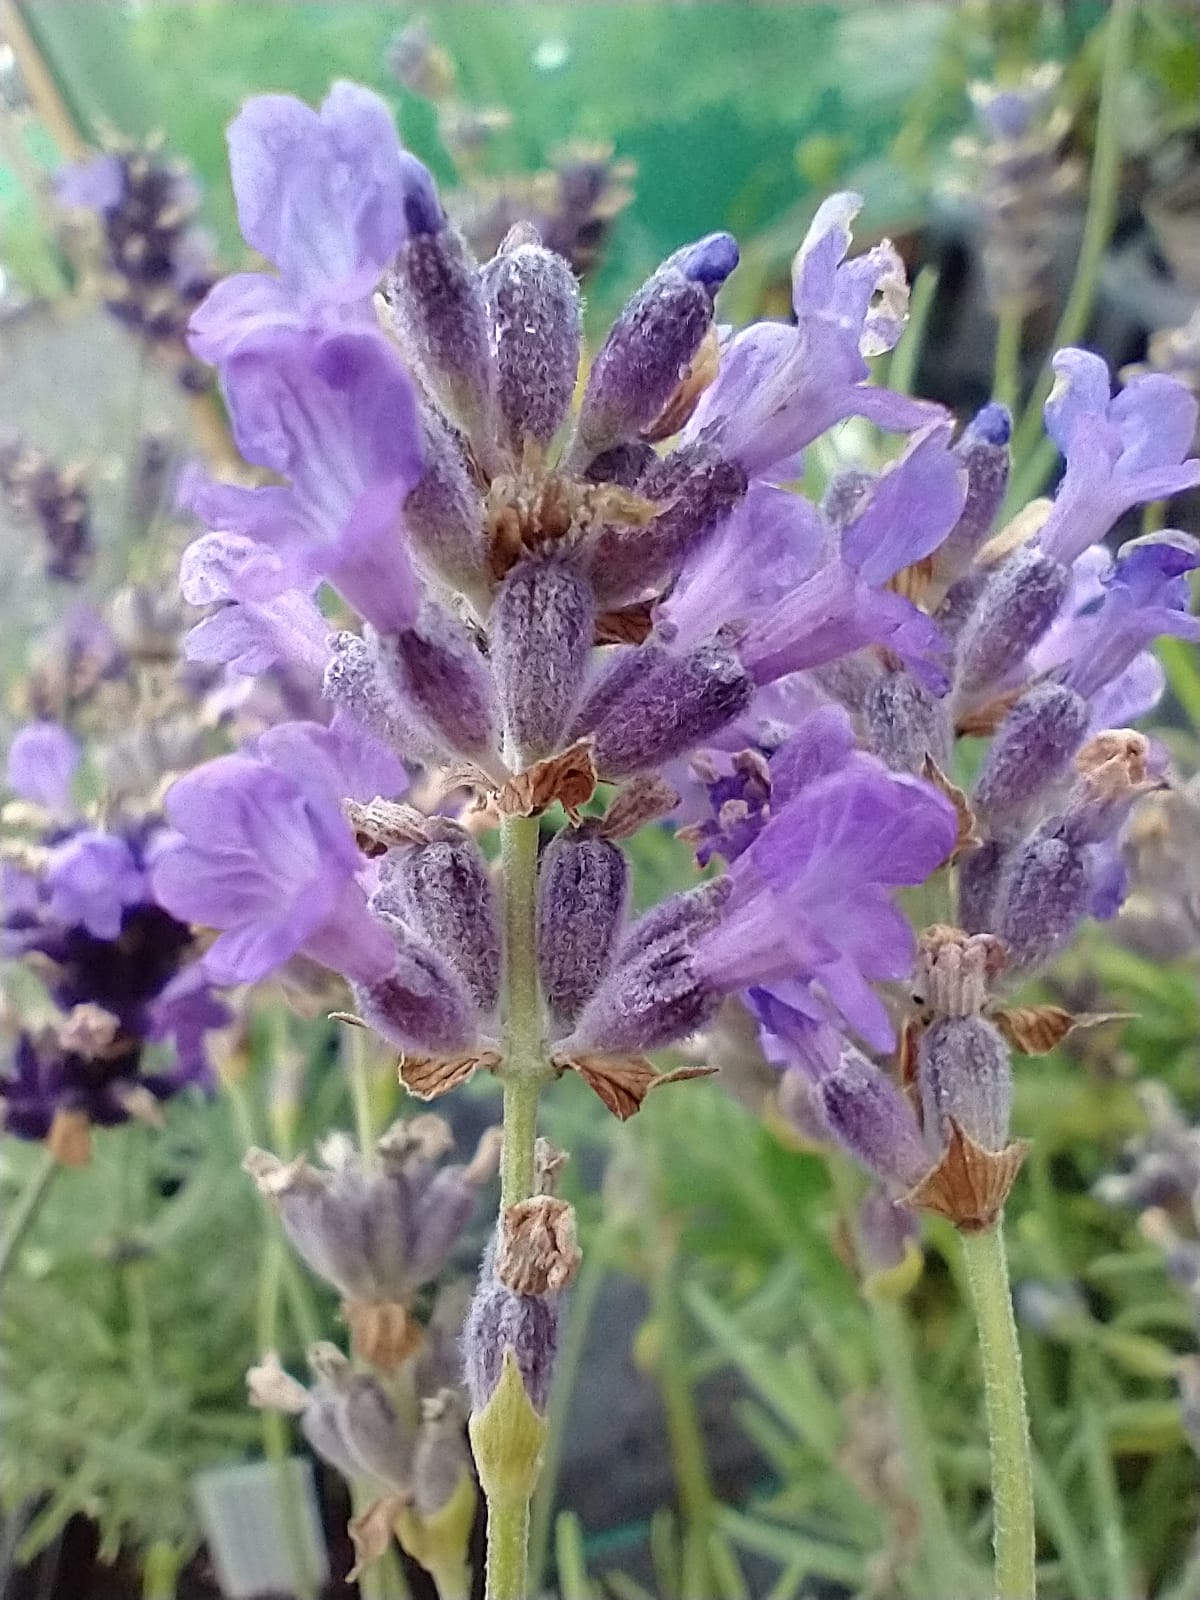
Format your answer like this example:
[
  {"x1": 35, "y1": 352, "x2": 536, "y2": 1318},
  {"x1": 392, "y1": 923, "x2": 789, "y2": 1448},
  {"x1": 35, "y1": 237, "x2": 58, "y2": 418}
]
[
  {"x1": 960, "y1": 1221, "x2": 1036, "y2": 1600},
  {"x1": 0, "y1": 1146, "x2": 59, "y2": 1285}
]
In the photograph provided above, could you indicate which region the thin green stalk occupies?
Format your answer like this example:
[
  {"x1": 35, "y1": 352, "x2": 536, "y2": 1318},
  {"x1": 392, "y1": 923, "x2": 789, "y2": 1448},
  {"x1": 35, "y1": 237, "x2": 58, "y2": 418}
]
[
  {"x1": 140, "y1": 1540, "x2": 182, "y2": 1600},
  {"x1": 829, "y1": 1160, "x2": 976, "y2": 1597},
  {"x1": 888, "y1": 266, "x2": 940, "y2": 398},
  {"x1": 259, "y1": 1229, "x2": 320, "y2": 1600},
  {"x1": 960, "y1": 1224, "x2": 1036, "y2": 1600},
  {"x1": 651, "y1": 1237, "x2": 719, "y2": 1597},
  {"x1": 529, "y1": 1223, "x2": 613, "y2": 1590},
  {"x1": 1080, "y1": 1391, "x2": 1132, "y2": 1600},
  {"x1": 0, "y1": 1147, "x2": 59, "y2": 1284},
  {"x1": 346, "y1": 1024, "x2": 379, "y2": 1172},
  {"x1": 480, "y1": 810, "x2": 550, "y2": 1600},
  {"x1": 992, "y1": 305, "x2": 1024, "y2": 414},
  {"x1": 1005, "y1": 0, "x2": 1137, "y2": 508}
]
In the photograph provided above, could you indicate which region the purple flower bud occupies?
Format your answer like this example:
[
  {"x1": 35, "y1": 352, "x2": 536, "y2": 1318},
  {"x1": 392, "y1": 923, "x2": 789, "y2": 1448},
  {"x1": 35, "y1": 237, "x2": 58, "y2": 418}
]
[
  {"x1": 404, "y1": 408, "x2": 489, "y2": 596},
  {"x1": 339, "y1": 1371, "x2": 415, "y2": 1489},
  {"x1": 820, "y1": 1055, "x2": 931, "y2": 1190},
  {"x1": 323, "y1": 631, "x2": 438, "y2": 763},
  {"x1": 583, "y1": 440, "x2": 657, "y2": 488},
  {"x1": 571, "y1": 233, "x2": 737, "y2": 461},
  {"x1": 385, "y1": 223, "x2": 495, "y2": 446},
  {"x1": 376, "y1": 826, "x2": 500, "y2": 1014},
  {"x1": 373, "y1": 606, "x2": 498, "y2": 762},
  {"x1": 412, "y1": 1392, "x2": 471, "y2": 1518},
  {"x1": 587, "y1": 642, "x2": 754, "y2": 778},
  {"x1": 570, "y1": 643, "x2": 666, "y2": 737},
  {"x1": 490, "y1": 555, "x2": 594, "y2": 761},
  {"x1": 994, "y1": 819, "x2": 1089, "y2": 972},
  {"x1": 936, "y1": 573, "x2": 988, "y2": 641},
  {"x1": 587, "y1": 445, "x2": 746, "y2": 609},
  {"x1": 863, "y1": 671, "x2": 950, "y2": 773},
  {"x1": 918, "y1": 1014, "x2": 1013, "y2": 1152},
  {"x1": 537, "y1": 827, "x2": 629, "y2": 1030},
  {"x1": 956, "y1": 839, "x2": 1005, "y2": 936},
  {"x1": 481, "y1": 232, "x2": 581, "y2": 453},
  {"x1": 972, "y1": 682, "x2": 1089, "y2": 825},
  {"x1": 300, "y1": 1382, "x2": 364, "y2": 1482},
  {"x1": 955, "y1": 547, "x2": 1069, "y2": 695},
  {"x1": 567, "y1": 880, "x2": 731, "y2": 1054},
  {"x1": 933, "y1": 404, "x2": 1011, "y2": 584},
  {"x1": 464, "y1": 1245, "x2": 561, "y2": 1415},
  {"x1": 356, "y1": 935, "x2": 481, "y2": 1055}
]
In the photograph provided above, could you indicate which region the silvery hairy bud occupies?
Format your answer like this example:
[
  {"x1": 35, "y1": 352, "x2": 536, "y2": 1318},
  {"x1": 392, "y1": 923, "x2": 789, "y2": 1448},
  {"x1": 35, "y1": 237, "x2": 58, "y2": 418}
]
[
  {"x1": 993, "y1": 818, "x2": 1090, "y2": 973},
  {"x1": 306, "y1": 1344, "x2": 415, "y2": 1489},
  {"x1": 464, "y1": 1240, "x2": 563, "y2": 1419},
  {"x1": 489, "y1": 554, "x2": 595, "y2": 761},
  {"x1": 583, "y1": 642, "x2": 754, "y2": 779},
  {"x1": 323, "y1": 631, "x2": 439, "y2": 766},
  {"x1": 536, "y1": 825, "x2": 630, "y2": 1030},
  {"x1": 864, "y1": 670, "x2": 951, "y2": 772},
  {"x1": 955, "y1": 545, "x2": 1069, "y2": 696},
  {"x1": 571, "y1": 232, "x2": 738, "y2": 463},
  {"x1": 372, "y1": 605, "x2": 499, "y2": 764},
  {"x1": 932, "y1": 403, "x2": 1011, "y2": 587},
  {"x1": 918, "y1": 1015, "x2": 1013, "y2": 1153},
  {"x1": 972, "y1": 682, "x2": 1089, "y2": 826},
  {"x1": 403, "y1": 407, "x2": 489, "y2": 598},
  {"x1": 819, "y1": 1054, "x2": 932, "y2": 1191},
  {"x1": 481, "y1": 224, "x2": 582, "y2": 456},
  {"x1": 354, "y1": 932, "x2": 482, "y2": 1057}
]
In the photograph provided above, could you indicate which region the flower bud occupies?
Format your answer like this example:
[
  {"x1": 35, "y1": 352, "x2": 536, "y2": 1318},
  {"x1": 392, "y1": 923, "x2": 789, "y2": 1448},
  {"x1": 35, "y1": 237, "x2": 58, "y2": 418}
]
[
  {"x1": 994, "y1": 819, "x2": 1089, "y2": 972},
  {"x1": 403, "y1": 408, "x2": 489, "y2": 597},
  {"x1": 587, "y1": 642, "x2": 753, "y2": 778},
  {"x1": 857, "y1": 1188, "x2": 923, "y2": 1299},
  {"x1": 570, "y1": 643, "x2": 666, "y2": 736},
  {"x1": 355, "y1": 936, "x2": 481, "y2": 1055},
  {"x1": 376, "y1": 825, "x2": 500, "y2": 1015},
  {"x1": 481, "y1": 230, "x2": 581, "y2": 454},
  {"x1": 914, "y1": 926, "x2": 1005, "y2": 1017},
  {"x1": 323, "y1": 631, "x2": 438, "y2": 764},
  {"x1": 586, "y1": 445, "x2": 746, "y2": 608},
  {"x1": 464, "y1": 1249, "x2": 562, "y2": 1419},
  {"x1": 955, "y1": 546, "x2": 1069, "y2": 695},
  {"x1": 864, "y1": 670, "x2": 950, "y2": 772},
  {"x1": 572, "y1": 232, "x2": 738, "y2": 461},
  {"x1": 385, "y1": 215, "x2": 495, "y2": 448},
  {"x1": 819, "y1": 1055, "x2": 932, "y2": 1190},
  {"x1": 490, "y1": 555, "x2": 594, "y2": 761},
  {"x1": 957, "y1": 839, "x2": 1006, "y2": 935},
  {"x1": 536, "y1": 826, "x2": 629, "y2": 1029},
  {"x1": 932, "y1": 404, "x2": 1011, "y2": 585},
  {"x1": 972, "y1": 682, "x2": 1089, "y2": 825},
  {"x1": 567, "y1": 879, "x2": 732, "y2": 1054},
  {"x1": 918, "y1": 1014, "x2": 1012, "y2": 1152},
  {"x1": 338, "y1": 1370, "x2": 416, "y2": 1489},
  {"x1": 373, "y1": 606, "x2": 498, "y2": 763}
]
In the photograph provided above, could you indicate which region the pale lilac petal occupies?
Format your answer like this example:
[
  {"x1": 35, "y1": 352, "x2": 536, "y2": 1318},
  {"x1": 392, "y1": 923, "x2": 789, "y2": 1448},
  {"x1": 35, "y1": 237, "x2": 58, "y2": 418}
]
[{"x1": 6, "y1": 724, "x2": 80, "y2": 813}]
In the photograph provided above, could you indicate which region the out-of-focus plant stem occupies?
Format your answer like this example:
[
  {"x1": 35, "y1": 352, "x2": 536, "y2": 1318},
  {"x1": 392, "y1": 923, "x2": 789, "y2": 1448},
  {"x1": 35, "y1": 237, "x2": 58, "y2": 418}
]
[
  {"x1": 0, "y1": 1146, "x2": 59, "y2": 1285},
  {"x1": 140, "y1": 1540, "x2": 182, "y2": 1600},
  {"x1": 992, "y1": 305, "x2": 1024, "y2": 414},
  {"x1": 829, "y1": 1160, "x2": 978, "y2": 1598},
  {"x1": 1004, "y1": 0, "x2": 1137, "y2": 509},
  {"x1": 960, "y1": 1221, "x2": 1036, "y2": 1600},
  {"x1": 888, "y1": 266, "x2": 940, "y2": 398}
]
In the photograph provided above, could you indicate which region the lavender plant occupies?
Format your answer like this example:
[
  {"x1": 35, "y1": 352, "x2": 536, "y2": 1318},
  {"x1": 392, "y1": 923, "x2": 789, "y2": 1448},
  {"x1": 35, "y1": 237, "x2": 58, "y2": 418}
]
[{"x1": 53, "y1": 75, "x2": 1190, "y2": 1600}]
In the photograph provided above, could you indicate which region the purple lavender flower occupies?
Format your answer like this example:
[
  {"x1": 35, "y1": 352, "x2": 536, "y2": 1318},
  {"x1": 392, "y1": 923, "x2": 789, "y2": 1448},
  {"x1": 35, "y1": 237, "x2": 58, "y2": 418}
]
[
  {"x1": 46, "y1": 832, "x2": 146, "y2": 941},
  {"x1": 186, "y1": 327, "x2": 424, "y2": 635},
  {"x1": 1037, "y1": 350, "x2": 1200, "y2": 565},
  {"x1": 6, "y1": 722, "x2": 80, "y2": 814},
  {"x1": 685, "y1": 193, "x2": 938, "y2": 479},
  {"x1": 151, "y1": 739, "x2": 396, "y2": 985}
]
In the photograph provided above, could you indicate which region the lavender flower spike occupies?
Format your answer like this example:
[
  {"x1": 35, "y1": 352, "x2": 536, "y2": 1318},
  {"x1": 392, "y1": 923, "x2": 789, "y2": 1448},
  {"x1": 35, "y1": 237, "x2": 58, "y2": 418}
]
[
  {"x1": 1037, "y1": 350, "x2": 1200, "y2": 565},
  {"x1": 6, "y1": 722, "x2": 80, "y2": 815}
]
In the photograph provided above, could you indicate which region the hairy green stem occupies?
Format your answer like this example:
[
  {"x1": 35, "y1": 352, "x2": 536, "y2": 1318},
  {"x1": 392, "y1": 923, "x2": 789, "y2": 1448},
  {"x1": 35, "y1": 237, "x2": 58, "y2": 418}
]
[
  {"x1": 1004, "y1": 0, "x2": 1137, "y2": 508},
  {"x1": 829, "y1": 1160, "x2": 976, "y2": 1596},
  {"x1": 960, "y1": 1223, "x2": 1036, "y2": 1600},
  {"x1": 481, "y1": 810, "x2": 550, "y2": 1600},
  {"x1": 0, "y1": 1146, "x2": 58, "y2": 1284},
  {"x1": 484, "y1": 1496, "x2": 531, "y2": 1600}
]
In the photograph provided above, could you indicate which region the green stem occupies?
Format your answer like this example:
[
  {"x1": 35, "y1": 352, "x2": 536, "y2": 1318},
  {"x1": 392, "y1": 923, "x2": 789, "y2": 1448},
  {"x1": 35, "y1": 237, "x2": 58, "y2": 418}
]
[
  {"x1": 829, "y1": 1161, "x2": 975, "y2": 1597},
  {"x1": 888, "y1": 265, "x2": 940, "y2": 398},
  {"x1": 992, "y1": 305, "x2": 1024, "y2": 414},
  {"x1": 484, "y1": 1496, "x2": 530, "y2": 1600},
  {"x1": 480, "y1": 810, "x2": 549, "y2": 1600},
  {"x1": 1005, "y1": 0, "x2": 1137, "y2": 508},
  {"x1": 346, "y1": 1024, "x2": 379, "y2": 1172},
  {"x1": 259, "y1": 1230, "x2": 319, "y2": 1600},
  {"x1": 0, "y1": 1147, "x2": 59, "y2": 1284},
  {"x1": 960, "y1": 1224, "x2": 1036, "y2": 1600},
  {"x1": 140, "y1": 1540, "x2": 182, "y2": 1600}
]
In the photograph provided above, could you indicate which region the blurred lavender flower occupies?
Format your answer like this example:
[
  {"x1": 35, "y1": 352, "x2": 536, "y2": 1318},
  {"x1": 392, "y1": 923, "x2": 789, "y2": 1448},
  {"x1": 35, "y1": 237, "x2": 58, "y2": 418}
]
[
  {"x1": 57, "y1": 141, "x2": 219, "y2": 392},
  {"x1": 0, "y1": 438, "x2": 92, "y2": 582}
]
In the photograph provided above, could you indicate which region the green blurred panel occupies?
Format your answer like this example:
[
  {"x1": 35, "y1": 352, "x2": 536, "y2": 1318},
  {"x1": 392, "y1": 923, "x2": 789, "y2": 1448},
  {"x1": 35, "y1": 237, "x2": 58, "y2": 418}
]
[{"x1": 22, "y1": 0, "x2": 958, "y2": 301}]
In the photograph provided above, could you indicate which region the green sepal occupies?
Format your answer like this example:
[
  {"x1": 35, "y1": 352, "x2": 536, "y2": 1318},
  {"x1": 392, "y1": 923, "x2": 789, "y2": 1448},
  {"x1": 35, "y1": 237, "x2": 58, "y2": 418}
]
[{"x1": 467, "y1": 1348, "x2": 547, "y2": 1504}]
